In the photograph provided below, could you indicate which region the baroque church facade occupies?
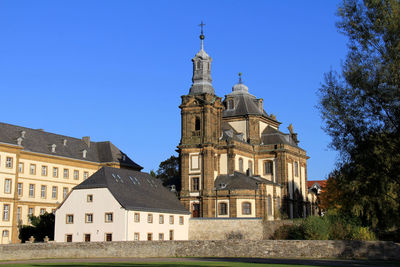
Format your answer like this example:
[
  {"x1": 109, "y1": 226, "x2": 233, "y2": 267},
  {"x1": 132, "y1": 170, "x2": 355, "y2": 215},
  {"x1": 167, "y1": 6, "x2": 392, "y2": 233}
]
[{"x1": 178, "y1": 30, "x2": 310, "y2": 220}]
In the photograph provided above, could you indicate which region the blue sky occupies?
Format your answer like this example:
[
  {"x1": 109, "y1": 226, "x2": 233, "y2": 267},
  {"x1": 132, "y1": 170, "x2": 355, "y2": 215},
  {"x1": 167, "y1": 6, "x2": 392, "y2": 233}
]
[{"x1": 0, "y1": 1, "x2": 347, "y2": 180}]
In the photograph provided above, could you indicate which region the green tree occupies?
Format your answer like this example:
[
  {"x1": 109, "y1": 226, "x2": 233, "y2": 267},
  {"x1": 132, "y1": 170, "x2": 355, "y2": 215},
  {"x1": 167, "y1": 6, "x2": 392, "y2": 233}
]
[
  {"x1": 19, "y1": 212, "x2": 55, "y2": 242},
  {"x1": 318, "y1": 0, "x2": 400, "y2": 234},
  {"x1": 155, "y1": 155, "x2": 181, "y2": 191}
]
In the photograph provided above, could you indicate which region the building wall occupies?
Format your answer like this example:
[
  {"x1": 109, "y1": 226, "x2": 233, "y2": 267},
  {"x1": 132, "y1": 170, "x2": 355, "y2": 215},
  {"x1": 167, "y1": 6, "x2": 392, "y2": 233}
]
[
  {"x1": 55, "y1": 188, "x2": 189, "y2": 242},
  {"x1": 228, "y1": 121, "x2": 247, "y2": 141},
  {"x1": 0, "y1": 143, "x2": 108, "y2": 244}
]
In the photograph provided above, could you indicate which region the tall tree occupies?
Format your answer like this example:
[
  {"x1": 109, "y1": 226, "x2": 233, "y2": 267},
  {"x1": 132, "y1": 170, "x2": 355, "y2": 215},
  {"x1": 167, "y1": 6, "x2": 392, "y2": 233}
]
[
  {"x1": 318, "y1": 0, "x2": 400, "y2": 233},
  {"x1": 155, "y1": 155, "x2": 181, "y2": 191}
]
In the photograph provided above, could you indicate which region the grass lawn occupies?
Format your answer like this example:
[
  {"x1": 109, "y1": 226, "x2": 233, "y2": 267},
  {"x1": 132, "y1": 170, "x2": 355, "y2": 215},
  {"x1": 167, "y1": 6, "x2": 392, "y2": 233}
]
[{"x1": 0, "y1": 262, "x2": 333, "y2": 267}]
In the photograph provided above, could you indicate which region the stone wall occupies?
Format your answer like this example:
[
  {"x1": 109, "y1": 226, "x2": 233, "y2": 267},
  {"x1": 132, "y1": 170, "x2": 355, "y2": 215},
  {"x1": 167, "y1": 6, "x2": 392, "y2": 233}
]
[
  {"x1": 189, "y1": 218, "x2": 263, "y2": 240},
  {"x1": 189, "y1": 218, "x2": 295, "y2": 240},
  {"x1": 0, "y1": 240, "x2": 399, "y2": 261}
]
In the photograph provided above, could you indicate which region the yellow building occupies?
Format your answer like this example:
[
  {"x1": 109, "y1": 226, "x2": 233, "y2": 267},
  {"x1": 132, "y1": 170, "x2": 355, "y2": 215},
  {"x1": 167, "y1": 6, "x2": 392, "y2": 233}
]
[{"x1": 0, "y1": 122, "x2": 142, "y2": 244}]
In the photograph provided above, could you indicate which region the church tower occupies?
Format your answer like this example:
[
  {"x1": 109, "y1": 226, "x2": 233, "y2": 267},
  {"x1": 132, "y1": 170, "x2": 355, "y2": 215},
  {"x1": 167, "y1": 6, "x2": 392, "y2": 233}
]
[{"x1": 178, "y1": 23, "x2": 223, "y2": 217}]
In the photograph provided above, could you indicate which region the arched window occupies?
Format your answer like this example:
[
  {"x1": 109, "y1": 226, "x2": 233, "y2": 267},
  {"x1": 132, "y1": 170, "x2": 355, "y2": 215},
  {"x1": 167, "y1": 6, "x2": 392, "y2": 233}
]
[
  {"x1": 219, "y1": 202, "x2": 228, "y2": 215},
  {"x1": 267, "y1": 195, "x2": 272, "y2": 216},
  {"x1": 242, "y1": 202, "x2": 251, "y2": 215},
  {"x1": 197, "y1": 61, "x2": 201, "y2": 69},
  {"x1": 247, "y1": 160, "x2": 253, "y2": 176},
  {"x1": 208, "y1": 62, "x2": 210, "y2": 71},
  {"x1": 195, "y1": 117, "x2": 201, "y2": 131},
  {"x1": 239, "y1": 158, "x2": 243, "y2": 172}
]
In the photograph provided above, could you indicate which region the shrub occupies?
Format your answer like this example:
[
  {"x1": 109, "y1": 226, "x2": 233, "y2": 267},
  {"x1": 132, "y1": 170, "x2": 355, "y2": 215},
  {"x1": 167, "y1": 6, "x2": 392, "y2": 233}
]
[
  {"x1": 351, "y1": 226, "x2": 376, "y2": 241},
  {"x1": 302, "y1": 216, "x2": 330, "y2": 240},
  {"x1": 271, "y1": 224, "x2": 305, "y2": 240}
]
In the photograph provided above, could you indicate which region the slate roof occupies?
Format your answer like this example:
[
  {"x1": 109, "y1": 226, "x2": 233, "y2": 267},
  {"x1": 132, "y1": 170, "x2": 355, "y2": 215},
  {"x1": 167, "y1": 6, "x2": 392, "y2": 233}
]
[
  {"x1": 214, "y1": 171, "x2": 278, "y2": 191},
  {"x1": 0, "y1": 122, "x2": 142, "y2": 170},
  {"x1": 74, "y1": 167, "x2": 190, "y2": 214},
  {"x1": 261, "y1": 126, "x2": 299, "y2": 147}
]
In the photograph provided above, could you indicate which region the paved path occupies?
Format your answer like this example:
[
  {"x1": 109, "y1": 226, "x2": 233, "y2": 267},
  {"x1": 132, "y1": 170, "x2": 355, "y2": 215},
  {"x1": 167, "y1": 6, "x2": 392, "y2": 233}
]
[{"x1": 0, "y1": 257, "x2": 398, "y2": 266}]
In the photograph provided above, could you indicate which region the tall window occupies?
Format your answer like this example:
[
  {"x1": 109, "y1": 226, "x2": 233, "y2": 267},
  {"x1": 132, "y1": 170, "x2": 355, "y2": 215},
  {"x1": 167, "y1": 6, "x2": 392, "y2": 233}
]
[
  {"x1": 84, "y1": 171, "x2": 89, "y2": 180},
  {"x1": 294, "y1": 162, "x2": 299, "y2": 177},
  {"x1": 219, "y1": 202, "x2": 228, "y2": 215},
  {"x1": 267, "y1": 195, "x2": 272, "y2": 216},
  {"x1": 192, "y1": 177, "x2": 199, "y2": 191},
  {"x1": 159, "y1": 214, "x2": 164, "y2": 224},
  {"x1": 4, "y1": 179, "x2": 11, "y2": 194},
  {"x1": 147, "y1": 214, "x2": 153, "y2": 223},
  {"x1": 18, "y1": 162, "x2": 24, "y2": 173},
  {"x1": 17, "y1": 183, "x2": 22, "y2": 196},
  {"x1": 29, "y1": 184, "x2": 35, "y2": 198},
  {"x1": 277, "y1": 196, "x2": 281, "y2": 211},
  {"x1": 40, "y1": 185, "x2": 46, "y2": 199},
  {"x1": 2, "y1": 230, "x2": 9, "y2": 238},
  {"x1": 169, "y1": 230, "x2": 174, "y2": 240},
  {"x1": 63, "y1": 169, "x2": 69, "y2": 179},
  {"x1": 239, "y1": 158, "x2": 244, "y2": 172},
  {"x1": 40, "y1": 208, "x2": 46, "y2": 215},
  {"x1": 3, "y1": 204, "x2": 10, "y2": 221},
  {"x1": 195, "y1": 117, "x2": 201, "y2": 131},
  {"x1": 17, "y1": 207, "x2": 21, "y2": 223},
  {"x1": 53, "y1": 167, "x2": 58, "y2": 178},
  {"x1": 134, "y1": 232, "x2": 139, "y2": 241},
  {"x1": 248, "y1": 160, "x2": 253, "y2": 176},
  {"x1": 63, "y1": 187, "x2": 68, "y2": 199},
  {"x1": 28, "y1": 207, "x2": 34, "y2": 221},
  {"x1": 134, "y1": 213, "x2": 140, "y2": 222},
  {"x1": 6, "y1": 157, "x2": 12, "y2": 168},
  {"x1": 30, "y1": 164, "x2": 36, "y2": 175},
  {"x1": 179, "y1": 216, "x2": 184, "y2": 225},
  {"x1": 52, "y1": 186, "x2": 57, "y2": 199},
  {"x1": 159, "y1": 233, "x2": 164, "y2": 240},
  {"x1": 73, "y1": 170, "x2": 79, "y2": 180},
  {"x1": 264, "y1": 160, "x2": 273, "y2": 175},
  {"x1": 41, "y1": 166, "x2": 47, "y2": 176},
  {"x1": 242, "y1": 202, "x2": 251, "y2": 215},
  {"x1": 169, "y1": 215, "x2": 174, "y2": 224}
]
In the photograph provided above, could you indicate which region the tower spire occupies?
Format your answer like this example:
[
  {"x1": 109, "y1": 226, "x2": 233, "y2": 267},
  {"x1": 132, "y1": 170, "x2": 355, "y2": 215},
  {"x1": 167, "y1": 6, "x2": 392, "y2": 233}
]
[
  {"x1": 189, "y1": 21, "x2": 214, "y2": 95},
  {"x1": 199, "y1": 21, "x2": 205, "y2": 50},
  {"x1": 238, "y1": 72, "x2": 243, "y2": 84}
]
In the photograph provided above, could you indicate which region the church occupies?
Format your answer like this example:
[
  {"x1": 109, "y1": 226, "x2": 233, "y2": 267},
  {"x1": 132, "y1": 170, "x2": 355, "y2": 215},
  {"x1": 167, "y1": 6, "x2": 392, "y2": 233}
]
[{"x1": 178, "y1": 27, "x2": 311, "y2": 220}]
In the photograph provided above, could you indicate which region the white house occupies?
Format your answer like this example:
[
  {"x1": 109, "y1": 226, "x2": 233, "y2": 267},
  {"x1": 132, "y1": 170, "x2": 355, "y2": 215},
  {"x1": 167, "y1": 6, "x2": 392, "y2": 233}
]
[{"x1": 55, "y1": 167, "x2": 190, "y2": 242}]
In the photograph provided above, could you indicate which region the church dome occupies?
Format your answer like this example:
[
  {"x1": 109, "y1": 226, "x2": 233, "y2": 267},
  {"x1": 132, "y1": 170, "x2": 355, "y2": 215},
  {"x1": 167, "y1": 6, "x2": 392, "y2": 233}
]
[{"x1": 232, "y1": 82, "x2": 249, "y2": 93}]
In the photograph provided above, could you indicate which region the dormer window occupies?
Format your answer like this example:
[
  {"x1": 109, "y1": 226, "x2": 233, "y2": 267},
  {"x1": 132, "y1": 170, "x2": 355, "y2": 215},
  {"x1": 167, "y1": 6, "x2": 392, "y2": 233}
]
[
  {"x1": 122, "y1": 155, "x2": 126, "y2": 161},
  {"x1": 63, "y1": 139, "x2": 67, "y2": 146},
  {"x1": 51, "y1": 144, "x2": 56, "y2": 153},
  {"x1": 82, "y1": 150, "x2": 87, "y2": 159},
  {"x1": 227, "y1": 99, "x2": 234, "y2": 110}
]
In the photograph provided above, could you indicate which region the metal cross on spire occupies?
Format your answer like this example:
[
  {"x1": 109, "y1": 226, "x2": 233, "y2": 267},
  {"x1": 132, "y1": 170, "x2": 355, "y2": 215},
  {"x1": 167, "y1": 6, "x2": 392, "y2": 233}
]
[
  {"x1": 199, "y1": 21, "x2": 205, "y2": 49},
  {"x1": 238, "y1": 72, "x2": 243, "y2": 84},
  {"x1": 199, "y1": 21, "x2": 205, "y2": 36}
]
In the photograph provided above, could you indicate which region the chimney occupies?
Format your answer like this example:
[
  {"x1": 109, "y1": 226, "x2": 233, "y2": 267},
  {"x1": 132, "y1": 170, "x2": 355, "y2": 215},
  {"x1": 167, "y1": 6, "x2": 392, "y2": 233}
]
[{"x1": 82, "y1": 136, "x2": 90, "y2": 148}]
